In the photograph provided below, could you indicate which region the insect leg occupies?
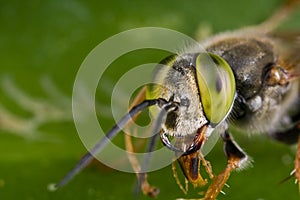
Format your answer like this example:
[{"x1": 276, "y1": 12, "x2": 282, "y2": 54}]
[
  {"x1": 175, "y1": 125, "x2": 212, "y2": 192},
  {"x1": 199, "y1": 153, "x2": 214, "y2": 180},
  {"x1": 203, "y1": 131, "x2": 249, "y2": 200},
  {"x1": 55, "y1": 95, "x2": 168, "y2": 189},
  {"x1": 177, "y1": 150, "x2": 208, "y2": 189},
  {"x1": 268, "y1": 95, "x2": 300, "y2": 188},
  {"x1": 135, "y1": 133, "x2": 160, "y2": 197},
  {"x1": 124, "y1": 87, "x2": 159, "y2": 196},
  {"x1": 270, "y1": 111, "x2": 300, "y2": 144},
  {"x1": 172, "y1": 161, "x2": 189, "y2": 194},
  {"x1": 124, "y1": 86, "x2": 179, "y2": 197},
  {"x1": 274, "y1": 113, "x2": 300, "y2": 188},
  {"x1": 137, "y1": 99, "x2": 180, "y2": 195},
  {"x1": 125, "y1": 133, "x2": 160, "y2": 197},
  {"x1": 257, "y1": 0, "x2": 300, "y2": 33},
  {"x1": 296, "y1": 135, "x2": 300, "y2": 191}
]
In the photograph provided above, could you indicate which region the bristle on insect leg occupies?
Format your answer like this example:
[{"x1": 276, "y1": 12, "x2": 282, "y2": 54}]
[
  {"x1": 199, "y1": 153, "x2": 214, "y2": 179},
  {"x1": 203, "y1": 131, "x2": 249, "y2": 200},
  {"x1": 172, "y1": 161, "x2": 188, "y2": 194},
  {"x1": 203, "y1": 156, "x2": 239, "y2": 200}
]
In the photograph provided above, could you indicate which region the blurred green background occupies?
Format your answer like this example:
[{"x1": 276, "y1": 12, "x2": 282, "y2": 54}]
[{"x1": 0, "y1": 0, "x2": 300, "y2": 199}]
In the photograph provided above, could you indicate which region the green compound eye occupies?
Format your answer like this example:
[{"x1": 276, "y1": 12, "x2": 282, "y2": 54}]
[{"x1": 196, "y1": 53, "x2": 236, "y2": 124}]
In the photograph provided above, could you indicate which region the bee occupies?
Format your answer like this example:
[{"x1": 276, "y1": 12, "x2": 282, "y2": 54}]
[{"x1": 55, "y1": 0, "x2": 300, "y2": 199}]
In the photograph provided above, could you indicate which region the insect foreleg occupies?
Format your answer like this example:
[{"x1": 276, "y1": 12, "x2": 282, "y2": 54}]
[
  {"x1": 55, "y1": 88, "x2": 169, "y2": 189},
  {"x1": 203, "y1": 131, "x2": 249, "y2": 200},
  {"x1": 256, "y1": 0, "x2": 300, "y2": 33},
  {"x1": 124, "y1": 87, "x2": 159, "y2": 197},
  {"x1": 125, "y1": 86, "x2": 180, "y2": 197}
]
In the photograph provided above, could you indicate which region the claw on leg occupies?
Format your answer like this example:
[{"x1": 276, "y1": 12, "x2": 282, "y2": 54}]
[{"x1": 139, "y1": 173, "x2": 160, "y2": 197}]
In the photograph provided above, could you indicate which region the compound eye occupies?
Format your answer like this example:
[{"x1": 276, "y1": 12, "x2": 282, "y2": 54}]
[{"x1": 196, "y1": 53, "x2": 236, "y2": 124}]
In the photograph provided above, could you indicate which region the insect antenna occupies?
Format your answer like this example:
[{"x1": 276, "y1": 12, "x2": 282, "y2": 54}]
[{"x1": 55, "y1": 98, "x2": 169, "y2": 189}]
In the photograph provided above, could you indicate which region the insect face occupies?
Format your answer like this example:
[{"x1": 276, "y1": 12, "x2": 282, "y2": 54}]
[{"x1": 146, "y1": 53, "x2": 236, "y2": 154}]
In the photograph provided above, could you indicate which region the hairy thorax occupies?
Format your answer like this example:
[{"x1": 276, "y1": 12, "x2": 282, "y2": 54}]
[{"x1": 202, "y1": 31, "x2": 299, "y2": 134}]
